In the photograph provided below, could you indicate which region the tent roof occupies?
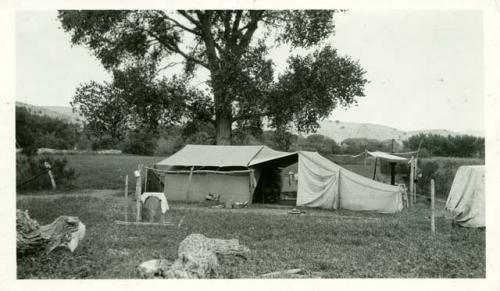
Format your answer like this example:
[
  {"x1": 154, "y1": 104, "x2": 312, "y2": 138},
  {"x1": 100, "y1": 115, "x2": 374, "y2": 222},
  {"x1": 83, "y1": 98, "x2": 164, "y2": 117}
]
[
  {"x1": 367, "y1": 151, "x2": 408, "y2": 162},
  {"x1": 156, "y1": 144, "x2": 296, "y2": 168}
]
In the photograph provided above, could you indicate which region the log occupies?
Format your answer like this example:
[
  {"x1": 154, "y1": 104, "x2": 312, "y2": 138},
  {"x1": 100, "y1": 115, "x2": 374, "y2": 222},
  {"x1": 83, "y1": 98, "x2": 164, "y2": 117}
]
[{"x1": 16, "y1": 209, "x2": 85, "y2": 255}]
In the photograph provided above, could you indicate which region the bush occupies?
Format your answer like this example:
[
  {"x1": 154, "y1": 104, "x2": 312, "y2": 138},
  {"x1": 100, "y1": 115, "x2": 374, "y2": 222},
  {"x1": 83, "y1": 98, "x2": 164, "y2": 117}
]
[
  {"x1": 417, "y1": 157, "x2": 484, "y2": 198},
  {"x1": 154, "y1": 136, "x2": 184, "y2": 156},
  {"x1": 121, "y1": 130, "x2": 157, "y2": 156},
  {"x1": 16, "y1": 155, "x2": 78, "y2": 192},
  {"x1": 90, "y1": 134, "x2": 119, "y2": 151}
]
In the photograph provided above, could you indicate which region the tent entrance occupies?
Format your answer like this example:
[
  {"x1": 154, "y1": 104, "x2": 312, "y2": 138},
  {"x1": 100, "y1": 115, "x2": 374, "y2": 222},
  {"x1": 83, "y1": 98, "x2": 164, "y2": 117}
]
[{"x1": 252, "y1": 162, "x2": 283, "y2": 204}]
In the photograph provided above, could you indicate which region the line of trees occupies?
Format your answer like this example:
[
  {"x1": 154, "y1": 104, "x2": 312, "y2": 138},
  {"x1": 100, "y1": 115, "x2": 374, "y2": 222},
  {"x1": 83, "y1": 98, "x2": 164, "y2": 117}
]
[
  {"x1": 403, "y1": 133, "x2": 485, "y2": 158},
  {"x1": 16, "y1": 107, "x2": 80, "y2": 155},
  {"x1": 16, "y1": 105, "x2": 485, "y2": 159}
]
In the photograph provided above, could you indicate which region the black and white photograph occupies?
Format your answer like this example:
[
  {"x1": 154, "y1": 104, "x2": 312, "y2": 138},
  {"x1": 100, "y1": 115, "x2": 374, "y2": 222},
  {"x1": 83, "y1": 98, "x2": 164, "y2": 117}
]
[{"x1": 1, "y1": 0, "x2": 500, "y2": 288}]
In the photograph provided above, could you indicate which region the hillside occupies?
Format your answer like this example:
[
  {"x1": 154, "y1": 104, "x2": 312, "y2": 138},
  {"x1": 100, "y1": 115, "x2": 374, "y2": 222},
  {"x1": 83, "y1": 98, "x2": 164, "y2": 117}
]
[
  {"x1": 16, "y1": 102, "x2": 83, "y2": 124},
  {"x1": 309, "y1": 120, "x2": 483, "y2": 142},
  {"x1": 314, "y1": 120, "x2": 407, "y2": 142}
]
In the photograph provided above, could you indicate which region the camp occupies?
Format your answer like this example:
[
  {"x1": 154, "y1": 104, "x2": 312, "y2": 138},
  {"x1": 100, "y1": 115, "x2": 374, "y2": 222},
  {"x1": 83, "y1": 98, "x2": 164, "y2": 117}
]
[
  {"x1": 154, "y1": 145, "x2": 404, "y2": 213},
  {"x1": 445, "y1": 166, "x2": 485, "y2": 228}
]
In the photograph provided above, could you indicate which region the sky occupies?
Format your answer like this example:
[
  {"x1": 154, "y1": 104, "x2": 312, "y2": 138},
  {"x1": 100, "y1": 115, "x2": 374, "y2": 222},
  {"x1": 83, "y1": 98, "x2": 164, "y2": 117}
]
[{"x1": 16, "y1": 10, "x2": 484, "y2": 133}]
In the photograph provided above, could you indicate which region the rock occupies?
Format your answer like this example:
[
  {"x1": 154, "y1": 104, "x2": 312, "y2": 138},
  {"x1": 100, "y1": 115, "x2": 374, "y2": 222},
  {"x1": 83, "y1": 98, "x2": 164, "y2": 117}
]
[{"x1": 137, "y1": 259, "x2": 172, "y2": 278}]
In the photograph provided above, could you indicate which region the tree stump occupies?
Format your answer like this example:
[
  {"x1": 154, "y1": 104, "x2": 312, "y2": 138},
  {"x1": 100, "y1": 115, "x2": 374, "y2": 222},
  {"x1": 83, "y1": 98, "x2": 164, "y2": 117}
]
[{"x1": 16, "y1": 209, "x2": 86, "y2": 255}]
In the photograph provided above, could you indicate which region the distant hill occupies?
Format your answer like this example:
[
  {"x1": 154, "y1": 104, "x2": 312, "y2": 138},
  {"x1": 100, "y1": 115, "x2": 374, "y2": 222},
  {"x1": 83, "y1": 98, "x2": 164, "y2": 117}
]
[
  {"x1": 308, "y1": 120, "x2": 484, "y2": 142},
  {"x1": 16, "y1": 102, "x2": 83, "y2": 124}
]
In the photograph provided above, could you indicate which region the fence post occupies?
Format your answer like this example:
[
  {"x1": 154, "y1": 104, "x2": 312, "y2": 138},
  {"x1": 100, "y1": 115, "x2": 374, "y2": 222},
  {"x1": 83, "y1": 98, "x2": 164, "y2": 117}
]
[
  {"x1": 430, "y1": 179, "x2": 436, "y2": 233},
  {"x1": 124, "y1": 175, "x2": 129, "y2": 222},
  {"x1": 44, "y1": 162, "x2": 57, "y2": 190},
  {"x1": 409, "y1": 157, "x2": 414, "y2": 207},
  {"x1": 414, "y1": 158, "x2": 419, "y2": 204},
  {"x1": 186, "y1": 166, "x2": 194, "y2": 202},
  {"x1": 135, "y1": 167, "x2": 142, "y2": 222}
]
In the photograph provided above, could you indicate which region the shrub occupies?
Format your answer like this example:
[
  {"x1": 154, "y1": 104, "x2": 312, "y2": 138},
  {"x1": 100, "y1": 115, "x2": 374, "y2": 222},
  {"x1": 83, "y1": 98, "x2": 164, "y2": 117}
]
[
  {"x1": 16, "y1": 154, "x2": 78, "y2": 192},
  {"x1": 417, "y1": 157, "x2": 484, "y2": 198},
  {"x1": 121, "y1": 130, "x2": 157, "y2": 156},
  {"x1": 154, "y1": 136, "x2": 184, "y2": 156}
]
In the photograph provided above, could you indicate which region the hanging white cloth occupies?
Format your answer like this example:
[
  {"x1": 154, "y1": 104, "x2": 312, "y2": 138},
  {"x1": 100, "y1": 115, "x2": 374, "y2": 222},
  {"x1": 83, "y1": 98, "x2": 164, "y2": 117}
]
[{"x1": 141, "y1": 192, "x2": 170, "y2": 213}]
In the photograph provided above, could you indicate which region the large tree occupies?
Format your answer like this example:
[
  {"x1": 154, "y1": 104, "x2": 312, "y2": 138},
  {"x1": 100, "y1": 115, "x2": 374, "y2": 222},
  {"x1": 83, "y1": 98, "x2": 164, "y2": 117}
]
[{"x1": 59, "y1": 10, "x2": 367, "y2": 145}]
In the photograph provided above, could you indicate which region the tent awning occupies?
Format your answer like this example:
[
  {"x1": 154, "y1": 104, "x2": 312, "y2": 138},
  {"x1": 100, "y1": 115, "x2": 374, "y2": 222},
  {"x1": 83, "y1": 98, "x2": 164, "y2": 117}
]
[
  {"x1": 367, "y1": 151, "x2": 408, "y2": 162},
  {"x1": 156, "y1": 144, "x2": 296, "y2": 168}
]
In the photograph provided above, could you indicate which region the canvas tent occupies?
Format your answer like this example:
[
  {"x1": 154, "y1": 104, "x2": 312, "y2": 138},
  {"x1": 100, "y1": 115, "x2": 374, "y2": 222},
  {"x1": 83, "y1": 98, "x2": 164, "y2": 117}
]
[
  {"x1": 297, "y1": 151, "x2": 403, "y2": 213},
  {"x1": 445, "y1": 166, "x2": 485, "y2": 228},
  {"x1": 155, "y1": 145, "x2": 404, "y2": 213},
  {"x1": 155, "y1": 145, "x2": 296, "y2": 204}
]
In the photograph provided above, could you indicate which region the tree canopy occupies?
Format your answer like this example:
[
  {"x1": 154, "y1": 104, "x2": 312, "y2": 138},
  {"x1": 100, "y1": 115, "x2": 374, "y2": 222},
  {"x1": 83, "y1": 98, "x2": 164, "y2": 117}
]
[{"x1": 59, "y1": 10, "x2": 368, "y2": 145}]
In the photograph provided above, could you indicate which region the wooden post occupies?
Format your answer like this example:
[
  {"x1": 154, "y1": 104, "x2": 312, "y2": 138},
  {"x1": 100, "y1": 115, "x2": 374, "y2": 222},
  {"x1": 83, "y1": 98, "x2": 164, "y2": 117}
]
[
  {"x1": 409, "y1": 157, "x2": 414, "y2": 207},
  {"x1": 44, "y1": 162, "x2": 57, "y2": 190},
  {"x1": 372, "y1": 157, "x2": 378, "y2": 180},
  {"x1": 390, "y1": 139, "x2": 396, "y2": 185},
  {"x1": 144, "y1": 167, "x2": 148, "y2": 193},
  {"x1": 135, "y1": 169, "x2": 142, "y2": 222},
  {"x1": 124, "y1": 175, "x2": 129, "y2": 222},
  {"x1": 186, "y1": 166, "x2": 194, "y2": 202},
  {"x1": 414, "y1": 158, "x2": 418, "y2": 204},
  {"x1": 390, "y1": 162, "x2": 396, "y2": 185},
  {"x1": 430, "y1": 179, "x2": 436, "y2": 233}
]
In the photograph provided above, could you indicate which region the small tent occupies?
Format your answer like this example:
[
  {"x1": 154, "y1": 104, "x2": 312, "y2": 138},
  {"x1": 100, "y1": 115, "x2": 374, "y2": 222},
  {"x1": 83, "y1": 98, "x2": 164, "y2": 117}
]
[
  {"x1": 445, "y1": 165, "x2": 485, "y2": 228},
  {"x1": 297, "y1": 151, "x2": 403, "y2": 213}
]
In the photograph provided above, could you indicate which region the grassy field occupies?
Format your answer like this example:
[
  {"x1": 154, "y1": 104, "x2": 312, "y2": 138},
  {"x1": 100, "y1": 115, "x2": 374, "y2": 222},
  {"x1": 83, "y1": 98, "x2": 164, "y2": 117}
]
[
  {"x1": 43, "y1": 154, "x2": 165, "y2": 190},
  {"x1": 17, "y1": 191, "x2": 485, "y2": 279}
]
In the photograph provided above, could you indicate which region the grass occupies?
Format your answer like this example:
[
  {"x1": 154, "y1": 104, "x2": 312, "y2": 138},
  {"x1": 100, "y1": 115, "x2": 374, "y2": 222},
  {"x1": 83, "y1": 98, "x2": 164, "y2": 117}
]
[
  {"x1": 16, "y1": 192, "x2": 485, "y2": 279},
  {"x1": 41, "y1": 154, "x2": 165, "y2": 190}
]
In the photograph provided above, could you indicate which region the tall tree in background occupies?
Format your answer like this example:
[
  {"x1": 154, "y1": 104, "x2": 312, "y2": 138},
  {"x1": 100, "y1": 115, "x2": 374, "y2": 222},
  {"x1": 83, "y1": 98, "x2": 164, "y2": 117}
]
[{"x1": 59, "y1": 10, "x2": 367, "y2": 145}]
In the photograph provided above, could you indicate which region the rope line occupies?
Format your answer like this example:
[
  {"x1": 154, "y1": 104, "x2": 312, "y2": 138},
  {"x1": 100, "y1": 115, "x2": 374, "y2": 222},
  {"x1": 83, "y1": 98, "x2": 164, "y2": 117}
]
[{"x1": 17, "y1": 171, "x2": 48, "y2": 187}]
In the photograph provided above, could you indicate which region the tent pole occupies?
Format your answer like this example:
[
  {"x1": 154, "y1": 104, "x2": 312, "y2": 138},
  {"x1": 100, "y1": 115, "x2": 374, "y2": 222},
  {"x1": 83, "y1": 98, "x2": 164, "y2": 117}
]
[
  {"x1": 390, "y1": 163, "x2": 396, "y2": 185},
  {"x1": 186, "y1": 166, "x2": 194, "y2": 202},
  {"x1": 372, "y1": 157, "x2": 378, "y2": 180},
  {"x1": 144, "y1": 167, "x2": 148, "y2": 192}
]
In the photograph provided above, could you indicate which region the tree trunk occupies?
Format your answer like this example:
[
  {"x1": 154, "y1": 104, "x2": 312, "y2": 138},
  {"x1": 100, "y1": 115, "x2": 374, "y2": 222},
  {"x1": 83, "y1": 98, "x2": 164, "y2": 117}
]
[
  {"x1": 212, "y1": 79, "x2": 233, "y2": 145},
  {"x1": 215, "y1": 108, "x2": 232, "y2": 145}
]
